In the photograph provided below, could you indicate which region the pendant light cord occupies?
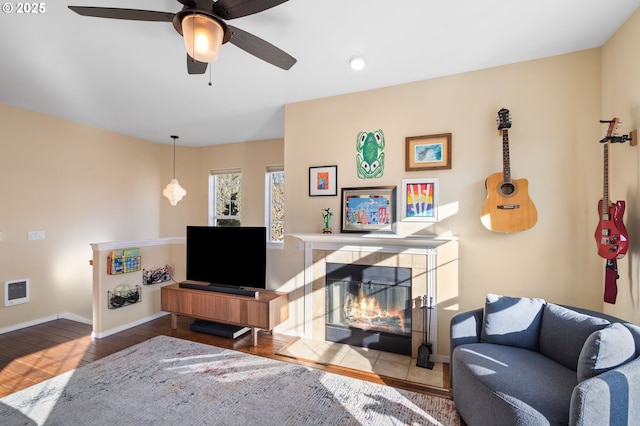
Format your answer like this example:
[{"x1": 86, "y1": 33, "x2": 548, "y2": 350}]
[{"x1": 171, "y1": 135, "x2": 179, "y2": 179}]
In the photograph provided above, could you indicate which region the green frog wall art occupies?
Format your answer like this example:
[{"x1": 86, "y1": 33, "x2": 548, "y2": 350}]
[{"x1": 356, "y1": 129, "x2": 385, "y2": 179}]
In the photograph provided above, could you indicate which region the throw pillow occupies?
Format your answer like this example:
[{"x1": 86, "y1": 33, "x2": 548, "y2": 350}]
[
  {"x1": 623, "y1": 322, "x2": 640, "y2": 356},
  {"x1": 480, "y1": 293, "x2": 546, "y2": 351},
  {"x1": 577, "y1": 323, "x2": 636, "y2": 382},
  {"x1": 539, "y1": 304, "x2": 610, "y2": 371}
]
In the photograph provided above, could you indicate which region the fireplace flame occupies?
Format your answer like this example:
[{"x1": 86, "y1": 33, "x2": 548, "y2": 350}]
[{"x1": 344, "y1": 291, "x2": 404, "y2": 332}]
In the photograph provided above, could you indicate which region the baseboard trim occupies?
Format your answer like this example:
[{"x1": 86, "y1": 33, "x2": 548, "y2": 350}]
[
  {"x1": 59, "y1": 312, "x2": 93, "y2": 325},
  {"x1": 0, "y1": 312, "x2": 92, "y2": 335},
  {"x1": 91, "y1": 311, "x2": 170, "y2": 339},
  {"x1": 437, "y1": 354, "x2": 450, "y2": 364}
]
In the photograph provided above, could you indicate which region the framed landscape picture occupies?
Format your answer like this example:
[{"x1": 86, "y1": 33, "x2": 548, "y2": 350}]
[
  {"x1": 401, "y1": 178, "x2": 439, "y2": 222},
  {"x1": 405, "y1": 133, "x2": 452, "y2": 171},
  {"x1": 341, "y1": 186, "x2": 396, "y2": 233},
  {"x1": 309, "y1": 165, "x2": 338, "y2": 196}
]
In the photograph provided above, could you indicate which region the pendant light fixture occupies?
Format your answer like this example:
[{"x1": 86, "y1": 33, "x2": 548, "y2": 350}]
[{"x1": 163, "y1": 135, "x2": 187, "y2": 206}]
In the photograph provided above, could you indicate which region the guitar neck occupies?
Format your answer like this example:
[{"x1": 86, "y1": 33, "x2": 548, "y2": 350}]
[
  {"x1": 602, "y1": 141, "x2": 610, "y2": 217},
  {"x1": 601, "y1": 118, "x2": 618, "y2": 218},
  {"x1": 502, "y1": 128, "x2": 512, "y2": 183}
]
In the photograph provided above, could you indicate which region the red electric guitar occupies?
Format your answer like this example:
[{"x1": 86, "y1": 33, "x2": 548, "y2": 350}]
[{"x1": 595, "y1": 118, "x2": 629, "y2": 259}]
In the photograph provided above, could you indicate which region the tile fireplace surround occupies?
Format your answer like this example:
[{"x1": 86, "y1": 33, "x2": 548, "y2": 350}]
[{"x1": 290, "y1": 233, "x2": 457, "y2": 361}]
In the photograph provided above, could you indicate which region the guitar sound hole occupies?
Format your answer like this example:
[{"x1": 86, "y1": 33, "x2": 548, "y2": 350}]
[{"x1": 500, "y1": 183, "x2": 515, "y2": 195}]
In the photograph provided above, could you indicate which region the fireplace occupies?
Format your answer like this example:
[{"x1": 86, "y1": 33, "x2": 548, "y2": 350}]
[
  {"x1": 325, "y1": 263, "x2": 412, "y2": 355},
  {"x1": 290, "y1": 232, "x2": 456, "y2": 361}
]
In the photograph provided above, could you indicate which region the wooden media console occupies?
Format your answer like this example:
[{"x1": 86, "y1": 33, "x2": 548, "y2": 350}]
[{"x1": 161, "y1": 282, "x2": 289, "y2": 346}]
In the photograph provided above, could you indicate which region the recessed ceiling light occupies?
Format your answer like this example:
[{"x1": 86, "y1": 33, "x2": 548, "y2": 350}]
[{"x1": 349, "y1": 56, "x2": 366, "y2": 71}]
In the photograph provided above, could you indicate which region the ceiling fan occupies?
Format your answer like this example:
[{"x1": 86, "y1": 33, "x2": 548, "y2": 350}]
[{"x1": 68, "y1": 0, "x2": 297, "y2": 74}]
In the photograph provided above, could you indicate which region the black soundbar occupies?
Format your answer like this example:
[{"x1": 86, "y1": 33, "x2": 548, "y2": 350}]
[{"x1": 178, "y1": 282, "x2": 258, "y2": 297}]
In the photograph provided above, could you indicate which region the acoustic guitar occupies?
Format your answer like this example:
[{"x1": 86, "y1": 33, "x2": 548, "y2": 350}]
[
  {"x1": 481, "y1": 108, "x2": 538, "y2": 233},
  {"x1": 595, "y1": 118, "x2": 629, "y2": 259}
]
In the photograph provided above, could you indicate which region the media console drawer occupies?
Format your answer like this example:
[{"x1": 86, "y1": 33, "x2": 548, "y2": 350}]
[{"x1": 161, "y1": 283, "x2": 289, "y2": 346}]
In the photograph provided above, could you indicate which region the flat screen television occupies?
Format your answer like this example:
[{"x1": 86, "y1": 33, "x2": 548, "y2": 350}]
[{"x1": 186, "y1": 226, "x2": 267, "y2": 289}]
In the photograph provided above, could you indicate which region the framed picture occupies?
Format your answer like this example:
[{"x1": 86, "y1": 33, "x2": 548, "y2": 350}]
[
  {"x1": 341, "y1": 186, "x2": 396, "y2": 233},
  {"x1": 401, "y1": 178, "x2": 439, "y2": 222},
  {"x1": 309, "y1": 165, "x2": 338, "y2": 196},
  {"x1": 405, "y1": 133, "x2": 452, "y2": 171}
]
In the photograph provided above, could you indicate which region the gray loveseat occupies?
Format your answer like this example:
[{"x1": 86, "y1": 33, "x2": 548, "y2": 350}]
[{"x1": 450, "y1": 294, "x2": 640, "y2": 426}]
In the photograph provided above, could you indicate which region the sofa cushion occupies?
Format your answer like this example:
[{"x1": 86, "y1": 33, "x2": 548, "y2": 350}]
[
  {"x1": 577, "y1": 322, "x2": 636, "y2": 382},
  {"x1": 539, "y1": 304, "x2": 610, "y2": 371},
  {"x1": 452, "y1": 343, "x2": 577, "y2": 425},
  {"x1": 480, "y1": 293, "x2": 545, "y2": 351}
]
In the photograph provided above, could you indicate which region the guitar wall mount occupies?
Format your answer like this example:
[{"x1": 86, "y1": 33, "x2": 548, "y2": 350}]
[{"x1": 598, "y1": 119, "x2": 636, "y2": 146}]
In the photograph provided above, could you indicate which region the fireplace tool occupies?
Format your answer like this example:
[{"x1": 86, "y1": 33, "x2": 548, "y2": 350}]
[{"x1": 416, "y1": 295, "x2": 434, "y2": 369}]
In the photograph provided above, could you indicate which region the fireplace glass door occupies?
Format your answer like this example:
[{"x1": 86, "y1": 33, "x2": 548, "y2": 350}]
[{"x1": 325, "y1": 264, "x2": 412, "y2": 355}]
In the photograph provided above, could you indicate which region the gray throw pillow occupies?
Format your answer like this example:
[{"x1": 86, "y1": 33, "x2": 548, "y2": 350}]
[
  {"x1": 577, "y1": 323, "x2": 636, "y2": 382},
  {"x1": 480, "y1": 293, "x2": 546, "y2": 351},
  {"x1": 539, "y1": 304, "x2": 610, "y2": 371},
  {"x1": 623, "y1": 322, "x2": 640, "y2": 356}
]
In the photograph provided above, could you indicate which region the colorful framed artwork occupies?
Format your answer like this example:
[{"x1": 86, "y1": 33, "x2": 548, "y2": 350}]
[
  {"x1": 401, "y1": 178, "x2": 439, "y2": 222},
  {"x1": 405, "y1": 133, "x2": 452, "y2": 171},
  {"x1": 341, "y1": 186, "x2": 396, "y2": 233},
  {"x1": 309, "y1": 165, "x2": 338, "y2": 196}
]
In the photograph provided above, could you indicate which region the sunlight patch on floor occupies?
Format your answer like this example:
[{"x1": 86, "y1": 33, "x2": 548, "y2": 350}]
[{"x1": 278, "y1": 338, "x2": 444, "y2": 388}]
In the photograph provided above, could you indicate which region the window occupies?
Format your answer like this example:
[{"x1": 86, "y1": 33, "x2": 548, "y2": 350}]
[
  {"x1": 266, "y1": 166, "x2": 284, "y2": 243},
  {"x1": 209, "y1": 169, "x2": 241, "y2": 226}
]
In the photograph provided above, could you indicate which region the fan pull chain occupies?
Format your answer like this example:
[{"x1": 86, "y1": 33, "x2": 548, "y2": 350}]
[{"x1": 208, "y1": 65, "x2": 212, "y2": 86}]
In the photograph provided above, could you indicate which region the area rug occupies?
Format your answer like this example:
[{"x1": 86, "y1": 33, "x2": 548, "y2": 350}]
[{"x1": 0, "y1": 335, "x2": 459, "y2": 425}]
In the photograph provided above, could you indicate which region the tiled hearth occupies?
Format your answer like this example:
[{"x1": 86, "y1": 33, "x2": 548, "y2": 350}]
[
  {"x1": 291, "y1": 233, "x2": 455, "y2": 360},
  {"x1": 279, "y1": 337, "x2": 444, "y2": 388}
]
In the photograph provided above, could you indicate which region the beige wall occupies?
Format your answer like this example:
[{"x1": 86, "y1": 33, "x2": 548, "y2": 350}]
[
  {"x1": 197, "y1": 139, "x2": 284, "y2": 227},
  {"x1": 275, "y1": 7, "x2": 640, "y2": 355},
  {"x1": 2, "y1": 9, "x2": 640, "y2": 358},
  {"x1": 281, "y1": 49, "x2": 608, "y2": 355},
  {"x1": 0, "y1": 105, "x2": 283, "y2": 331},
  {"x1": 0, "y1": 107, "x2": 165, "y2": 327},
  {"x1": 600, "y1": 9, "x2": 640, "y2": 324}
]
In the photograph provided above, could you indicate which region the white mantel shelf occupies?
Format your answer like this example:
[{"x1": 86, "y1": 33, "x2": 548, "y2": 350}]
[{"x1": 289, "y1": 233, "x2": 457, "y2": 254}]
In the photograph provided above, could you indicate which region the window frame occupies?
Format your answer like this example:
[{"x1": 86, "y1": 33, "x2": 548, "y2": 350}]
[
  {"x1": 265, "y1": 166, "x2": 284, "y2": 248},
  {"x1": 209, "y1": 169, "x2": 242, "y2": 227}
]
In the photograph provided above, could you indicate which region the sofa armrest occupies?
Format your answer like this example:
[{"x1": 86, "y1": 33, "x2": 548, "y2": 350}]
[
  {"x1": 570, "y1": 356, "x2": 640, "y2": 426},
  {"x1": 449, "y1": 307, "x2": 483, "y2": 386},
  {"x1": 450, "y1": 307, "x2": 483, "y2": 353}
]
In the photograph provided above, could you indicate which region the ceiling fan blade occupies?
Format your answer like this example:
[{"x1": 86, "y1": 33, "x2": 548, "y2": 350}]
[
  {"x1": 68, "y1": 6, "x2": 174, "y2": 22},
  {"x1": 227, "y1": 25, "x2": 296, "y2": 70},
  {"x1": 213, "y1": 0, "x2": 288, "y2": 20},
  {"x1": 187, "y1": 54, "x2": 208, "y2": 74}
]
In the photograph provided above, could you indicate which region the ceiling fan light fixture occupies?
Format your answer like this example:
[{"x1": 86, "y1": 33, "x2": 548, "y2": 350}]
[{"x1": 182, "y1": 13, "x2": 224, "y2": 63}]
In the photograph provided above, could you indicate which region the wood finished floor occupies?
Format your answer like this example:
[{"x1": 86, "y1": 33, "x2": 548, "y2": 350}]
[{"x1": 0, "y1": 315, "x2": 452, "y2": 401}]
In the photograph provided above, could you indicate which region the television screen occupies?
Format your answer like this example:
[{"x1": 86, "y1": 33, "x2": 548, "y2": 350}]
[{"x1": 186, "y1": 226, "x2": 267, "y2": 289}]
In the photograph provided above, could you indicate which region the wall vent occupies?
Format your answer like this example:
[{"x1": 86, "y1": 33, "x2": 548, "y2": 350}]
[{"x1": 4, "y1": 279, "x2": 29, "y2": 307}]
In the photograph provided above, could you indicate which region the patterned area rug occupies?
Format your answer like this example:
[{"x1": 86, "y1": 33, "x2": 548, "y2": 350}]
[{"x1": 0, "y1": 335, "x2": 459, "y2": 425}]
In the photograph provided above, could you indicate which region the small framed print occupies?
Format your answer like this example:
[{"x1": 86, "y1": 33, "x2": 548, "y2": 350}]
[
  {"x1": 309, "y1": 165, "x2": 338, "y2": 196},
  {"x1": 405, "y1": 133, "x2": 452, "y2": 171},
  {"x1": 341, "y1": 186, "x2": 396, "y2": 233},
  {"x1": 401, "y1": 178, "x2": 438, "y2": 222}
]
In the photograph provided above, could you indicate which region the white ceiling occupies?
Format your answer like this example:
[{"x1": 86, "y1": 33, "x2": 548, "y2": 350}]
[{"x1": 1, "y1": 0, "x2": 639, "y2": 146}]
